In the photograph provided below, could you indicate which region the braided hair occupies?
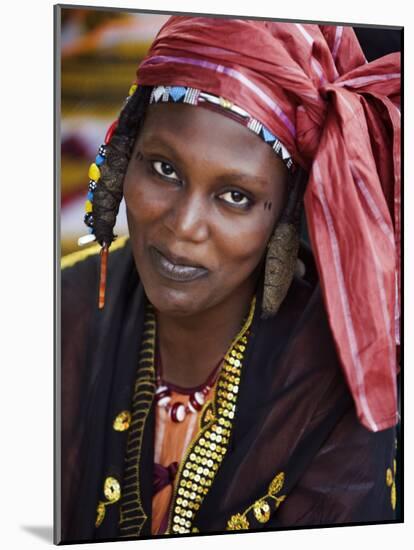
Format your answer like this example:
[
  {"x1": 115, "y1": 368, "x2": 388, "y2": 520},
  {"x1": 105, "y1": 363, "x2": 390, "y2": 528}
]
[{"x1": 90, "y1": 85, "x2": 152, "y2": 248}]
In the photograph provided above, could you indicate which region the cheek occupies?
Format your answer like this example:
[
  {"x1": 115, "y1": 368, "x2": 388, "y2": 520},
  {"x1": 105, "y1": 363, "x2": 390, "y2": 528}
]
[
  {"x1": 213, "y1": 213, "x2": 273, "y2": 274},
  {"x1": 123, "y1": 169, "x2": 166, "y2": 227}
]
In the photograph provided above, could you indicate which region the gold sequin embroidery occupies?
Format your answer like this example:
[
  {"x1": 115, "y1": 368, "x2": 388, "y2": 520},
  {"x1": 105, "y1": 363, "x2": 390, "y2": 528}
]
[
  {"x1": 226, "y1": 471, "x2": 286, "y2": 531},
  {"x1": 386, "y1": 455, "x2": 397, "y2": 511},
  {"x1": 166, "y1": 297, "x2": 256, "y2": 535},
  {"x1": 227, "y1": 513, "x2": 250, "y2": 530},
  {"x1": 113, "y1": 410, "x2": 132, "y2": 431},
  {"x1": 95, "y1": 476, "x2": 122, "y2": 528},
  {"x1": 253, "y1": 500, "x2": 271, "y2": 523}
]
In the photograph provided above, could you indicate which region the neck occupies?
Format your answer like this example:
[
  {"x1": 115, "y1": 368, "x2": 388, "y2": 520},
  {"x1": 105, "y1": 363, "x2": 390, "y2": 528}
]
[{"x1": 154, "y1": 281, "x2": 257, "y2": 388}]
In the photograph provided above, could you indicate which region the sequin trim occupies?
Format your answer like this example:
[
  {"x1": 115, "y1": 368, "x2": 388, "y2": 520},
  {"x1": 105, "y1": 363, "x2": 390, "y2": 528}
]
[{"x1": 166, "y1": 296, "x2": 257, "y2": 534}]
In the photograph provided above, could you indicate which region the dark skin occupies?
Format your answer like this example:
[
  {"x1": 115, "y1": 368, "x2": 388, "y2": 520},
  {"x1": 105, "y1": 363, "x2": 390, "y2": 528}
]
[{"x1": 123, "y1": 103, "x2": 288, "y2": 388}]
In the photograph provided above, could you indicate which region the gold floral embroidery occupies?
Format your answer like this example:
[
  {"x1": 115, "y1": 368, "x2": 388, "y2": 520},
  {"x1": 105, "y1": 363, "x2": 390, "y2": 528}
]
[
  {"x1": 386, "y1": 456, "x2": 397, "y2": 511},
  {"x1": 253, "y1": 500, "x2": 271, "y2": 523},
  {"x1": 268, "y1": 472, "x2": 284, "y2": 495},
  {"x1": 95, "y1": 476, "x2": 122, "y2": 527},
  {"x1": 227, "y1": 513, "x2": 250, "y2": 530},
  {"x1": 113, "y1": 410, "x2": 132, "y2": 431},
  {"x1": 95, "y1": 503, "x2": 106, "y2": 528},
  {"x1": 226, "y1": 471, "x2": 286, "y2": 530}
]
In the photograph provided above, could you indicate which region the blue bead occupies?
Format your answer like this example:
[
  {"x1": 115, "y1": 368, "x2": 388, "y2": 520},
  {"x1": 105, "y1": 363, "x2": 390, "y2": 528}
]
[
  {"x1": 170, "y1": 86, "x2": 187, "y2": 102},
  {"x1": 95, "y1": 154, "x2": 105, "y2": 166},
  {"x1": 87, "y1": 191, "x2": 94, "y2": 201},
  {"x1": 262, "y1": 127, "x2": 276, "y2": 143}
]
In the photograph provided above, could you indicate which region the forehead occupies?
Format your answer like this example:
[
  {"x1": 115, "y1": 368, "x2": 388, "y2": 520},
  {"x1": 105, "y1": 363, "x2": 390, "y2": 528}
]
[{"x1": 137, "y1": 102, "x2": 287, "y2": 182}]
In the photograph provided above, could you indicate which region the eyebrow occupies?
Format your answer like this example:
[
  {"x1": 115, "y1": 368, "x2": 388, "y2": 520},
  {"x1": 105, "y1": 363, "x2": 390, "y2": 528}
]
[
  {"x1": 138, "y1": 133, "x2": 271, "y2": 188},
  {"x1": 215, "y1": 172, "x2": 270, "y2": 189}
]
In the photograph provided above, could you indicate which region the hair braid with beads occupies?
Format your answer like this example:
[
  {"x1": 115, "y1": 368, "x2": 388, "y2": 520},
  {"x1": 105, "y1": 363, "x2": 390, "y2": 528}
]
[{"x1": 91, "y1": 85, "x2": 152, "y2": 247}]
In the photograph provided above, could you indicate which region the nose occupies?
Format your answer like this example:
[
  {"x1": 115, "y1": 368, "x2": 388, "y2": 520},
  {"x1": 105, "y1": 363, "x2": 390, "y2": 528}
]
[{"x1": 164, "y1": 191, "x2": 210, "y2": 243}]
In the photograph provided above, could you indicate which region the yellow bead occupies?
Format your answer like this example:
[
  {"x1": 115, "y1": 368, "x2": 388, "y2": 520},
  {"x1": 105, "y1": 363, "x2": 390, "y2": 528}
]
[
  {"x1": 219, "y1": 97, "x2": 233, "y2": 110},
  {"x1": 129, "y1": 83, "x2": 138, "y2": 96},
  {"x1": 85, "y1": 200, "x2": 93, "y2": 213},
  {"x1": 88, "y1": 163, "x2": 101, "y2": 181}
]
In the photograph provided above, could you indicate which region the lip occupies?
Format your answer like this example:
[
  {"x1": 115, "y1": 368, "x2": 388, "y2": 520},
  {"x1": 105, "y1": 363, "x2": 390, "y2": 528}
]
[{"x1": 149, "y1": 246, "x2": 209, "y2": 283}]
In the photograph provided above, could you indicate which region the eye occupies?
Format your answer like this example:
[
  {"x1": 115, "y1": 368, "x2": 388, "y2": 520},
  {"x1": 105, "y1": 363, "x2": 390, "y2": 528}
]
[
  {"x1": 219, "y1": 190, "x2": 252, "y2": 208},
  {"x1": 152, "y1": 160, "x2": 180, "y2": 182}
]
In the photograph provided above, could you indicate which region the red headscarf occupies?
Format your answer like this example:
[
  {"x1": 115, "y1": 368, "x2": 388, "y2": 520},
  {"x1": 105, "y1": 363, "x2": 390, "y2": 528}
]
[{"x1": 137, "y1": 16, "x2": 400, "y2": 432}]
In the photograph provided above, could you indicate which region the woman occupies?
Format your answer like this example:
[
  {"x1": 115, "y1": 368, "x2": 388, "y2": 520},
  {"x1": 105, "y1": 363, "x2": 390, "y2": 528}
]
[{"x1": 60, "y1": 16, "x2": 401, "y2": 543}]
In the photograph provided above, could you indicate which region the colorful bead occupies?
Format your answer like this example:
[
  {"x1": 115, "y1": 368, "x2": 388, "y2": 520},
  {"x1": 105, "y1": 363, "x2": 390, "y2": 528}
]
[
  {"x1": 84, "y1": 213, "x2": 94, "y2": 227},
  {"x1": 99, "y1": 244, "x2": 108, "y2": 310},
  {"x1": 171, "y1": 403, "x2": 186, "y2": 423},
  {"x1": 78, "y1": 234, "x2": 96, "y2": 246},
  {"x1": 98, "y1": 144, "x2": 106, "y2": 157},
  {"x1": 188, "y1": 392, "x2": 205, "y2": 413},
  {"x1": 219, "y1": 97, "x2": 233, "y2": 110},
  {"x1": 88, "y1": 163, "x2": 101, "y2": 182},
  {"x1": 104, "y1": 120, "x2": 118, "y2": 145},
  {"x1": 128, "y1": 83, "x2": 138, "y2": 96},
  {"x1": 87, "y1": 191, "x2": 94, "y2": 201},
  {"x1": 156, "y1": 389, "x2": 172, "y2": 408},
  {"x1": 85, "y1": 200, "x2": 93, "y2": 213},
  {"x1": 95, "y1": 154, "x2": 106, "y2": 166},
  {"x1": 89, "y1": 180, "x2": 97, "y2": 192}
]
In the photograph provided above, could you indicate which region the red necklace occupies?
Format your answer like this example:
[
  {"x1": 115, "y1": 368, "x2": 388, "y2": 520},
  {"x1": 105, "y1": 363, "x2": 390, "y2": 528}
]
[{"x1": 154, "y1": 349, "x2": 223, "y2": 423}]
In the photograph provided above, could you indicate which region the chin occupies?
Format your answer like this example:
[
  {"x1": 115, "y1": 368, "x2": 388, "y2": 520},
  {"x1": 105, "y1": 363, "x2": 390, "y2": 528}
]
[{"x1": 143, "y1": 282, "x2": 205, "y2": 317}]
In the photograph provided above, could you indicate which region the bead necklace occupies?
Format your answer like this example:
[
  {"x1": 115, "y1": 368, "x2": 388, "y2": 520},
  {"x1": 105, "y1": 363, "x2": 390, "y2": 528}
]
[{"x1": 155, "y1": 350, "x2": 223, "y2": 423}]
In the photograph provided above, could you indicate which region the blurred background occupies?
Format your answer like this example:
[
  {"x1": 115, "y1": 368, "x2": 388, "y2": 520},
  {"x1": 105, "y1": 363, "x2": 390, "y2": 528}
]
[{"x1": 60, "y1": 7, "x2": 169, "y2": 255}]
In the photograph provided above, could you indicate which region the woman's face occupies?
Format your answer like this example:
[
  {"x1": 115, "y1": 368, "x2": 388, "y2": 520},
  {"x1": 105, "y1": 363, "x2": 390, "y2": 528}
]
[{"x1": 123, "y1": 102, "x2": 288, "y2": 317}]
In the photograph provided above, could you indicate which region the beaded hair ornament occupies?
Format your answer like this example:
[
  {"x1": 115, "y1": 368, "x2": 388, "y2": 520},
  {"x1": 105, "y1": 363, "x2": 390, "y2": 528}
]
[{"x1": 78, "y1": 82, "x2": 299, "y2": 310}]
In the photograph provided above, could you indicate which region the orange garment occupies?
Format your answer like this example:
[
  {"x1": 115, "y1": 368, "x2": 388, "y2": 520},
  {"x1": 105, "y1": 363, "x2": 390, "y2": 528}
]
[{"x1": 151, "y1": 383, "x2": 217, "y2": 535}]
